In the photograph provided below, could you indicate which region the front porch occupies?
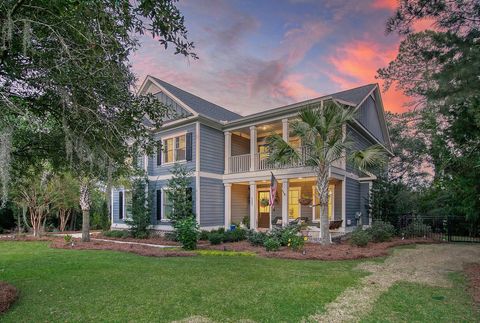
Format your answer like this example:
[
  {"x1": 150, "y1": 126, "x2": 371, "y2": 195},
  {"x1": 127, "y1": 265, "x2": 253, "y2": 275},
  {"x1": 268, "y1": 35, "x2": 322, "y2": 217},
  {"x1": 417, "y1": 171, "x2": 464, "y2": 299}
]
[{"x1": 224, "y1": 177, "x2": 345, "y2": 234}]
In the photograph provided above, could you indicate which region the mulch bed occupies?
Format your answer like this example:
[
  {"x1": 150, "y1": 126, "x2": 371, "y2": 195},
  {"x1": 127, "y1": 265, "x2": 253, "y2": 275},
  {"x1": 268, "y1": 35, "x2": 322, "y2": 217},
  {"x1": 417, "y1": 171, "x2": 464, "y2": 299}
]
[
  {"x1": 50, "y1": 239, "x2": 195, "y2": 258},
  {"x1": 95, "y1": 234, "x2": 180, "y2": 246},
  {"x1": 199, "y1": 238, "x2": 438, "y2": 261},
  {"x1": 0, "y1": 282, "x2": 18, "y2": 314},
  {"x1": 464, "y1": 263, "x2": 480, "y2": 306}
]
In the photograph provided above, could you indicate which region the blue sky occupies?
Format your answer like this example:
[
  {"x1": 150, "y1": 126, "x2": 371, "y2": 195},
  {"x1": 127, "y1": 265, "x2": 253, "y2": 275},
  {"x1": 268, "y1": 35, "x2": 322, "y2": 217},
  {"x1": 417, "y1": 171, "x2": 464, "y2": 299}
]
[{"x1": 130, "y1": 0, "x2": 425, "y2": 115}]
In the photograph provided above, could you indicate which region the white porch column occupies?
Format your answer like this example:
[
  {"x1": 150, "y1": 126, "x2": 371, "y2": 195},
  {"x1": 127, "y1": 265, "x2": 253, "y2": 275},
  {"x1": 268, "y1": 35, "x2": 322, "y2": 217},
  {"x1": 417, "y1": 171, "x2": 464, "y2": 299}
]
[
  {"x1": 281, "y1": 178, "x2": 289, "y2": 227},
  {"x1": 224, "y1": 183, "x2": 232, "y2": 229},
  {"x1": 249, "y1": 181, "x2": 257, "y2": 230},
  {"x1": 249, "y1": 126, "x2": 257, "y2": 171},
  {"x1": 224, "y1": 131, "x2": 232, "y2": 174},
  {"x1": 282, "y1": 118, "x2": 289, "y2": 142}
]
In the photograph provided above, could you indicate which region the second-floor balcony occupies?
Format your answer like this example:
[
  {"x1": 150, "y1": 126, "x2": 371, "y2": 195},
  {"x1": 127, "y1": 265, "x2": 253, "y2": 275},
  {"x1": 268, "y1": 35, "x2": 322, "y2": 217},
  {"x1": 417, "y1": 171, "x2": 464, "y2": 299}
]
[
  {"x1": 224, "y1": 118, "x2": 346, "y2": 175},
  {"x1": 228, "y1": 146, "x2": 314, "y2": 174}
]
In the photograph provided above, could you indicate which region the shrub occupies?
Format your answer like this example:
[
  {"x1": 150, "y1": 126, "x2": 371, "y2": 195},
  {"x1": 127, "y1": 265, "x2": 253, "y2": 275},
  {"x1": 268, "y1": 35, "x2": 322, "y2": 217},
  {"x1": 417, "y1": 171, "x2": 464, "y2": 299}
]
[
  {"x1": 270, "y1": 225, "x2": 300, "y2": 246},
  {"x1": 288, "y1": 235, "x2": 306, "y2": 251},
  {"x1": 208, "y1": 232, "x2": 224, "y2": 245},
  {"x1": 402, "y1": 219, "x2": 432, "y2": 238},
  {"x1": 125, "y1": 178, "x2": 152, "y2": 239},
  {"x1": 199, "y1": 230, "x2": 210, "y2": 241},
  {"x1": 242, "y1": 216, "x2": 250, "y2": 229},
  {"x1": 264, "y1": 238, "x2": 281, "y2": 252},
  {"x1": 350, "y1": 228, "x2": 371, "y2": 247},
  {"x1": 367, "y1": 220, "x2": 396, "y2": 242},
  {"x1": 103, "y1": 230, "x2": 130, "y2": 238},
  {"x1": 247, "y1": 230, "x2": 267, "y2": 246},
  {"x1": 63, "y1": 234, "x2": 72, "y2": 244},
  {"x1": 174, "y1": 217, "x2": 199, "y2": 250},
  {"x1": 223, "y1": 228, "x2": 247, "y2": 242}
]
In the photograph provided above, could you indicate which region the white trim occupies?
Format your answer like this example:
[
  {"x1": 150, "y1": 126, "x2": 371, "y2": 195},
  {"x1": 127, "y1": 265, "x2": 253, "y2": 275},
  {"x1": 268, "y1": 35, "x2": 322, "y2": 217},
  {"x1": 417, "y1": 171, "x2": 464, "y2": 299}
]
[
  {"x1": 288, "y1": 186, "x2": 301, "y2": 220},
  {"x1": 249, "y1": 181, "x2": 257, "y2": 230},
  {"x1": 197, "y1": 171, "x2": 223, "y2": 180},
  {"x1": 224, "y1": 97, "x2": 355, "y2": 131},
  {"x1": 224, "y1": 183, "x2": 232, "y2": 228},
  {"x1": 281, "y1": 179, "x2": 289, "y2": 227},
  {"x1": 160, "y1": 188, "x2": 171, "y2": 223},
  {"x1": 195, "y1": 122, "x2": 201, "y2": 224},
  {"x1": 141, "y1": 76, "x2": 199, "y2": 117},
  {"x1": 312, "y1": 184, "x2": 335, "y2": 222},
  {"x1": 110, "y1": 188, "x2": 114, "y2": 228},
  {"x1": 224, "y1": 131, "x2": 232, "y2": 174},
  {"x1": 161, "y1": 132, "x2": 187, "y2": 165}
]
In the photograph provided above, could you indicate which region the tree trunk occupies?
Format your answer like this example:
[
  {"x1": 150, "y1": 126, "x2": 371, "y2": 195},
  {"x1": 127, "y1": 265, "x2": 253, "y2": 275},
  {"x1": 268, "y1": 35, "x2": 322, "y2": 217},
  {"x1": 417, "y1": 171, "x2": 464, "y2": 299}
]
[
  {"x1": 316, "y1": 168, "x2": 331, "y2": 245},
  {"x1": 79, "y1": 180, "x2": 91, "y2": 242}
]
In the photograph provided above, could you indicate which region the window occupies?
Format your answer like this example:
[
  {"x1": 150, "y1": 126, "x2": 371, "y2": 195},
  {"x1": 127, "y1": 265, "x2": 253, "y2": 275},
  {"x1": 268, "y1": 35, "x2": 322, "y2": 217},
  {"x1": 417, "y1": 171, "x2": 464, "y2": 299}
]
[
  {"x1": 163, "y1": 134, "x2": 186, "y2": 164},
  {"x1": 162, "y1": 189, "x2": 173, "y2": 221},
  {"x1": 124, "y1": 190, "x2": 133, "y2": 220},
  {"x1": 288, "y1": 187, "x2": 301, "y2": 220},
  {"x1": 312, "y1": 184, "x2": 334, "y2": 221},
  {"x1": 118, "y1": 190, "x2": 132, "y2": 220}
]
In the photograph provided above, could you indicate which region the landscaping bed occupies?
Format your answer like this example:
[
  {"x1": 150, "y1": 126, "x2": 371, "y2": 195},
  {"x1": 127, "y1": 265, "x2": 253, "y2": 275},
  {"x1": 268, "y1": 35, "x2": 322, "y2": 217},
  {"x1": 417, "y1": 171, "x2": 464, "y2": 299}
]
[
  {"x1": 50, "y1": 239, "x2": 194, "y2": 258},
  {"x1": 95, "y1": 233, "x2": 180, "y2": 246},
  {"x1": 465, "y1": 263, "x2": 480, "y2": 306},
  {"x1": 0, "y1": 282, "x2": 17, "y2": 314},
  {"x1": 199, "y1": 238, "x2": 438, "y2": 261}
]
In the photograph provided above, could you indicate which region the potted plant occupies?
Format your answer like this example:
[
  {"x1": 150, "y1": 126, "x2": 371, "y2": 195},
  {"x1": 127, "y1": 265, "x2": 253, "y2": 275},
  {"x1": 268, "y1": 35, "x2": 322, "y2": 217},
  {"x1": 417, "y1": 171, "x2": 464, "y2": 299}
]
[
  {"x1": 260, "y1": 198, "x2": 270, "y2": 207},
  {"x1": 298, "y1": 194, "x2": 312, "y2": 206}
]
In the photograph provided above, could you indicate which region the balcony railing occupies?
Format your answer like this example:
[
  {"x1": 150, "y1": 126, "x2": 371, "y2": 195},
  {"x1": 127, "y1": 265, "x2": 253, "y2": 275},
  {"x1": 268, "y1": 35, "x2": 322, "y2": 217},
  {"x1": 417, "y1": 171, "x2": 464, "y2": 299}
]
[
  {"x1": 228, "y1": 147, "x2": 344, "y2": 174},
  {"x1": 230, "y1": 153, "x2": 251, "y2": 173}
]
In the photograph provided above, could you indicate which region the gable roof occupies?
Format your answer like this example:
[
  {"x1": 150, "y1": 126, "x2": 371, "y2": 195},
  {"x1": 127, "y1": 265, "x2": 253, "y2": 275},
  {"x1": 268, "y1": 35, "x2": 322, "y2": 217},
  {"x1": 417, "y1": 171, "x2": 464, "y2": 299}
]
[
  {"x1": 150, "y1": 76, "x2": 242, "y2": 122},
  {"x1": 329, "y1": 84, "x2": 377, "y2": 106}
]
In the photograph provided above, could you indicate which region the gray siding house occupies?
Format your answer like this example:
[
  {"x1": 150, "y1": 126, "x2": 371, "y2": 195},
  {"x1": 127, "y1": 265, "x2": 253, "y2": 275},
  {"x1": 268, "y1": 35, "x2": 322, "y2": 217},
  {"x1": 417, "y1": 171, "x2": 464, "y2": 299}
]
[{"x1": 111, "y1": 75, "x2": 392, "y2": 232}]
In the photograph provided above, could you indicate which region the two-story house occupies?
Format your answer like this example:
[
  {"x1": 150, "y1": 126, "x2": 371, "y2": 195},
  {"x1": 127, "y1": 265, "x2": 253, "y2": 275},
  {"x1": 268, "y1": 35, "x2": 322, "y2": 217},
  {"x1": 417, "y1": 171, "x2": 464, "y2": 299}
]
[{"x1": 111, "y1": 75, "x2": 392, "y2": 233}]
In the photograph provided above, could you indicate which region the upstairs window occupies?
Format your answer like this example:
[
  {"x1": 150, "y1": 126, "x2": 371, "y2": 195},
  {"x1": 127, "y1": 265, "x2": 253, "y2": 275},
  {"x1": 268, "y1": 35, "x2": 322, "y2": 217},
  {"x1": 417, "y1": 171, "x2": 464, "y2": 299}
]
[{"x1": 163, "y1": 134, "x2": 186, "y2": 164}]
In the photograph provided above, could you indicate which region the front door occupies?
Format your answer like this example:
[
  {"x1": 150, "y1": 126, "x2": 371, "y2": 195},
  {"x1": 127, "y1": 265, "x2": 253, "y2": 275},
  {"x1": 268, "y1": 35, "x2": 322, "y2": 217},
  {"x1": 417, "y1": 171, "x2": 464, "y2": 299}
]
[{"x1": 258, "y1": 191, "x2": 270, "y2": 228}]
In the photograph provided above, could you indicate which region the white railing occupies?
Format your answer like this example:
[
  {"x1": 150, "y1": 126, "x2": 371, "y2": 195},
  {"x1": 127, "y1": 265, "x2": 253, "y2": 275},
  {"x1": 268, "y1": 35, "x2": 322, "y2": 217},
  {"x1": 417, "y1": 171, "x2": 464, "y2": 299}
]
[
  {"x1": 230, "y1": 153, "x2": 251, "y2": 173},
  {"x1": 228, "y1": 147, "x2": 345, "y2": 174}
]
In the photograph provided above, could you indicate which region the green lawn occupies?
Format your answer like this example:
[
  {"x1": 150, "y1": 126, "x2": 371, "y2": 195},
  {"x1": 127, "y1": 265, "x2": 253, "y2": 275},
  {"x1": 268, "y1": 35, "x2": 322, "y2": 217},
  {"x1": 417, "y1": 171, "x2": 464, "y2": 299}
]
[
  {"x1": 0, "y1": 242, "x2": 477, "y2": 322},
  {"x1": 0, "y1": 242, "x2": 365, "y2": 322},
  {"x1": 362, "y1": 273, "x2": 479, "y2": 322}
]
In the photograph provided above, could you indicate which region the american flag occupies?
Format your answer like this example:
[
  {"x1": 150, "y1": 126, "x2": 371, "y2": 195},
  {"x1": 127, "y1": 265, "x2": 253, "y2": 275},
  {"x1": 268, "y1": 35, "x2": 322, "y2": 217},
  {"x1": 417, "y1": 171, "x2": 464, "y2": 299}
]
[{"x1": 269, "y1": 172, "x2": 278, "y2": 207}]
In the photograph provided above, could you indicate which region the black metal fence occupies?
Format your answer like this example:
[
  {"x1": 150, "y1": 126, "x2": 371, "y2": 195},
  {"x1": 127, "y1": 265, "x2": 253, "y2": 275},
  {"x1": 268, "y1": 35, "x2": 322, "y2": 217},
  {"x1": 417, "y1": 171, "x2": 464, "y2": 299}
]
[{"x1": 396, "y1": 214, "x2": 480, "y2": 243}]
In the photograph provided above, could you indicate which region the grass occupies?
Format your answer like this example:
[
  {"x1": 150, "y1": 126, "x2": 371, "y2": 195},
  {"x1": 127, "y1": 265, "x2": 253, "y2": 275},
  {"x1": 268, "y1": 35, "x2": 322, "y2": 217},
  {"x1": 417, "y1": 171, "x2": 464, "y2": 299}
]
[
  {"x1": 362, "y1": 273, "x2": 478, "y2": 322},
  {"x1": 0, "y1": 242, "x2": 365, "y2": 322}
]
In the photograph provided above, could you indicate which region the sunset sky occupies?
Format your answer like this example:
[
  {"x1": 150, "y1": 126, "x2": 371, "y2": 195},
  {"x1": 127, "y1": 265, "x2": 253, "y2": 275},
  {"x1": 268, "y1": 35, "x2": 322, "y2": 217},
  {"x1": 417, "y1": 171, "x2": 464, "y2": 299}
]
[{"x1": 131, "y1": 0, "x2": 429, "y2": 115}]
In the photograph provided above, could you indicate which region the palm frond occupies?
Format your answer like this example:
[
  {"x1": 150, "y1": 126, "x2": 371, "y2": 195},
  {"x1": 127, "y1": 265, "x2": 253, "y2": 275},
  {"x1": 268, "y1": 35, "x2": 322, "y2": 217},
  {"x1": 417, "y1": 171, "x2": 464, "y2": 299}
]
[
  {"x1": 349, "y1": 145, "x2": 387, "y2": 172},
  {"x1": 265, "y1": 133, "x2": 300, "y2": 166}
]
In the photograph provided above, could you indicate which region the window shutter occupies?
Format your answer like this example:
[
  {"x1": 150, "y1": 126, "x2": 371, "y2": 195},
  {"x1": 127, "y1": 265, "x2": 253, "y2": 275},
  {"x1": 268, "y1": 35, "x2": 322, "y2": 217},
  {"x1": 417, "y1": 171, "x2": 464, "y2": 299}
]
[
  {"x1": 186, "y1": 132, "x2": 193, "y2": 161},
  {"x1": 186, "y1": 187, "x2": 193, "y2": 214},
  {"x1": 156, "y1": 190, "x2": 161, "y2": 221},
  {"x1": 119, "y1": 191, "x2": 124, "y2": 220},
  {"x1": 156, "y1": 141, "x2": 162, "y2": 166}
]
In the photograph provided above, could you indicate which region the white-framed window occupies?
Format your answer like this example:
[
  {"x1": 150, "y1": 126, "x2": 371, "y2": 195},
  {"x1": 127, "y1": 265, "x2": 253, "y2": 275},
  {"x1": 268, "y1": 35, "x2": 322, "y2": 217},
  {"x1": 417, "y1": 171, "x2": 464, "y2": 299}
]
[
  {"x1": 161, "y1": 188, "x2": 173, "y2": 221},
  {"x1": 119, "y1": 189, "x2": 132, "y2": 220},
  {"x1": 288, "y1": 187, "x2": 301, "y2": 220},
  {"x1": 312, "y1": 184, "x2": 334, "y2": 222},
  {"x1": 162, "y1": 133, "x2": 186, "y2": 164}
]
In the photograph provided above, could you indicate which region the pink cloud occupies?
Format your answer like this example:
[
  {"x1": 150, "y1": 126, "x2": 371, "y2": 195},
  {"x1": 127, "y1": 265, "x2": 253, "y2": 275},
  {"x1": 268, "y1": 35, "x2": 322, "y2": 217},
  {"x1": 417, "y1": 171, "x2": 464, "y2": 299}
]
[
  {"x1": 278, "y1": 74, "x2": 319, "y2": 100},
  {"x1": 371, "y1": 0, "x2": 398, "y2": 10},
  {"x1": 325, "y1": 40, "x2": 409, "y2": 112}
]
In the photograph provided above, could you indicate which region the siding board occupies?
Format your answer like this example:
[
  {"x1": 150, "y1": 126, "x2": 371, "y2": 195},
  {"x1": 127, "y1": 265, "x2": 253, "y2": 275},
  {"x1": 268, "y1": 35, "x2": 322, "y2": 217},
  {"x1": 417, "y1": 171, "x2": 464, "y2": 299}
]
[{"x1": 200, "y1": 124, "x2": 225, "y2": 173}]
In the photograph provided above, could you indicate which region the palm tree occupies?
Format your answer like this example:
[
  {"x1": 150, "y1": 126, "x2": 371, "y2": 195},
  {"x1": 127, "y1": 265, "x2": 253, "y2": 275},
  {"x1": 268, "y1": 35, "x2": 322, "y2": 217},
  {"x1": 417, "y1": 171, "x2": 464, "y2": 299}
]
[{"x1": 266, "y1": 101, "x2": 386, "y2": 244}]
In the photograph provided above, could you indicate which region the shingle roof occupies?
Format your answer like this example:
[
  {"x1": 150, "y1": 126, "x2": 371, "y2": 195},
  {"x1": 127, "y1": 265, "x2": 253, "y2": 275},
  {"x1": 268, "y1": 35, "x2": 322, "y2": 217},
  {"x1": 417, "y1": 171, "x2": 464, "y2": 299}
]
[
  {"x1": 151, "y1": 76, "x2": 242, "y2": 122},
  {"x1": 329, "y1": 84, "x2": 377, "y2": 106}
]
